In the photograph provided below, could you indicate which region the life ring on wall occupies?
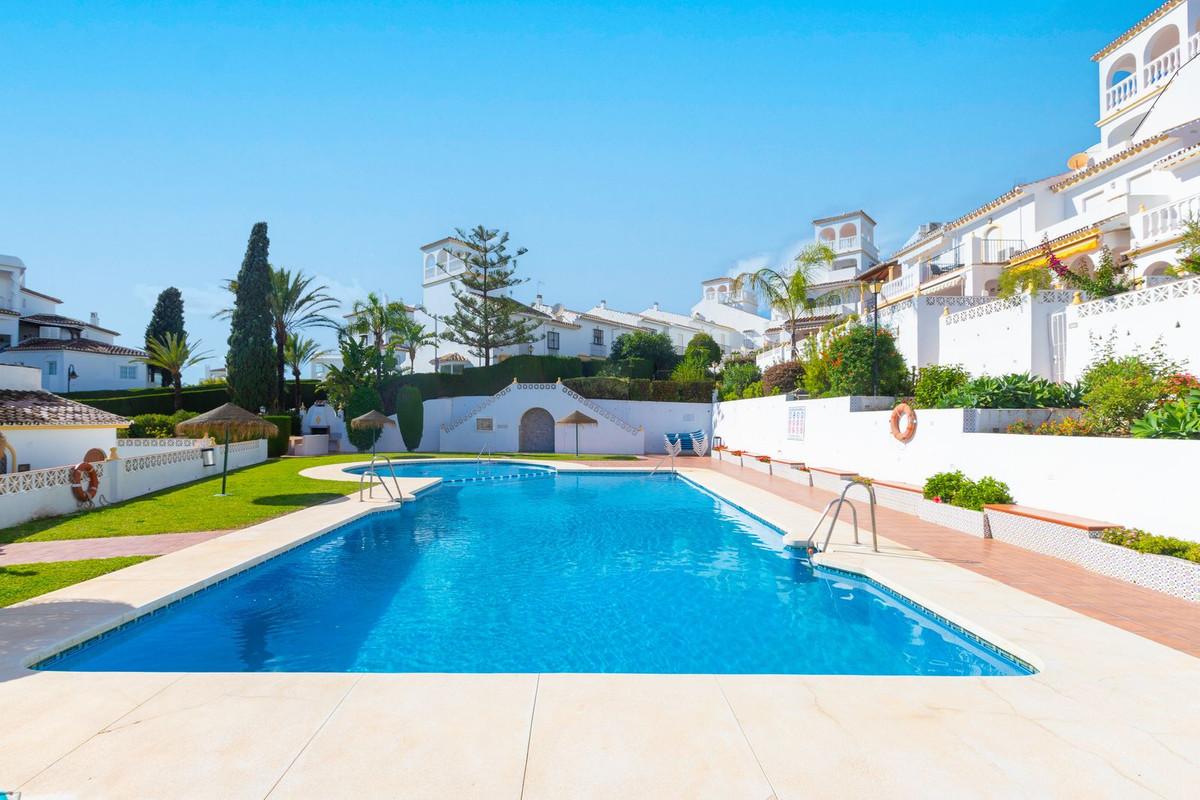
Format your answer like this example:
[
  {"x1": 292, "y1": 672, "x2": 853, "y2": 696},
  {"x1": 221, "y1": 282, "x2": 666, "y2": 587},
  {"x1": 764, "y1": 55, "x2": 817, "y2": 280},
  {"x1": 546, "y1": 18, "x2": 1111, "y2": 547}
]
[
  {"x1": 890, "y1": 403, "x2": 918, "y2": 443},
  {"x1": 69, "y1": 461, "x2": 100, "y2": 502}
]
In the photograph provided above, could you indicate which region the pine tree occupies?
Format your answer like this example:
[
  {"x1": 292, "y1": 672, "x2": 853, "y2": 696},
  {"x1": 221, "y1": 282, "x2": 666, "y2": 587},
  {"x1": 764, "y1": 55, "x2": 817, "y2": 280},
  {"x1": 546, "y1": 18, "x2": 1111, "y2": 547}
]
[
  {"x1": 226, "y1": 222, "x2": 277, "y2": 410},
  {"x1": 440, "y1": 226, "x2": 542, "y2": 366},
  {"x1": 144, "y1": 287, "x2": 185, "y2": 386}
]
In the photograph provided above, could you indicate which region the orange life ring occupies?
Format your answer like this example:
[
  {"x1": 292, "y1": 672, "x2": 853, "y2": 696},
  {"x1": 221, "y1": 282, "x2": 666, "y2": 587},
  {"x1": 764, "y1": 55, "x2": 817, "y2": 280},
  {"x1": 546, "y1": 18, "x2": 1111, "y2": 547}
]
[
  {"x1": 890, "y1": 403, "x2": 917, "y2": 443},
  {"x1": 69, "y1": 461, "x2": 100, "y2": 502}
]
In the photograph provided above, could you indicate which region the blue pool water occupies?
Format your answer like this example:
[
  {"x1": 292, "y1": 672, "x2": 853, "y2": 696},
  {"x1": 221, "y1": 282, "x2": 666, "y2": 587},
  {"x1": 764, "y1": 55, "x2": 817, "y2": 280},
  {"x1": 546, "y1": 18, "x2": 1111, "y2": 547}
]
[
  {"x1": 344, "y1": 460, "x2": 553, "y2": 483},
  {"x1": 40, "y1": 473, "x2": 1031, "y2": 675}
]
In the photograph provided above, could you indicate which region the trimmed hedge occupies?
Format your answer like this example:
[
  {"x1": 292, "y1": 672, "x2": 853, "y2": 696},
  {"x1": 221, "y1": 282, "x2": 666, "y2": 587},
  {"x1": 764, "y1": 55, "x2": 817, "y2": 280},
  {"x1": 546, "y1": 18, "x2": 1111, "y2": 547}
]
[
  {"x1": 67, "y1": 381, "x2": 324, "y2": 416},
  {"x1": 262, "y1": 414, "x2": 292, "y2": 458},
  {"x1": 396, "y1": 385, "x2": 423, "y2": 451},
  {"x1": 561, "y1": 377, "x2": 713, "y2": 402},
  {"x1": 127, "y1": 410, "x2": 199, "y2": 438},
  {"x1": 381, "y1": 355, "x2": 586, "y2": 406},
  {"x1": 345, "y1": 386, "x2": 383, "y2": 452}
]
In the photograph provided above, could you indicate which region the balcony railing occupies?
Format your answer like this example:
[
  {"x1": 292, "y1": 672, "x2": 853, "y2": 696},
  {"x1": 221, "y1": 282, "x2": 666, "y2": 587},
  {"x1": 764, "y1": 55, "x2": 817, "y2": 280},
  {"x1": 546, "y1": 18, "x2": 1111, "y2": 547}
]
[
  {"x1": 928, "y1": 245, "x2": 964, "y2": 273},
  {"x1": 880, "y1": 271, "x2": 916, "y2": 298},
  {"x1": 1144, "y1": 47, "x2": 1181, "y2": 88},
  {"x1": 978, "y1": 238, "x2": 1025, "y2": 264},
  {"x1": 1106, "y1": 72, "x2": 1138, "y2": 112},
  {"x1": 1133, "y1": 192, "x2": 1200, "y2": 245},
  {"x1": 1191, "y1": 31, "x2": 1200, "y2": 60},
  {"x1": 1107, "y1": 35, "x2": 1200, "y2": 114}
]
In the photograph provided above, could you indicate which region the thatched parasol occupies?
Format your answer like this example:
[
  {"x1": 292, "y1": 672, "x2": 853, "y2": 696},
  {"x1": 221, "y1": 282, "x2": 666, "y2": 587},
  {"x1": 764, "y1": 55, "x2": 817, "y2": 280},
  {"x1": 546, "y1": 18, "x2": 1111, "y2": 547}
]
[
  {"x1": 350, "y1": 410, "x2": 395, "y2": 456},
  {"x1": 176, "y1": 403, "x2": 279, "y2": 496},
  {"x1": 556, "y1": 410, "x2": 598, "y2": 457}
]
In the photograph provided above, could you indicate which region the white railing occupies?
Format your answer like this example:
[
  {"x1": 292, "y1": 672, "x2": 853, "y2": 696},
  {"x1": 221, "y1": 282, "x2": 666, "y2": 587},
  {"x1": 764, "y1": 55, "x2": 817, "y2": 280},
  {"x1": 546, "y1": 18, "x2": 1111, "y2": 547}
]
[
  {"x1": 0, "y1": 462, "x2": 106, "y2": 497},
  {"x1": 119, "y1": 437, "x2": 207, "y2": 449},
  {"x1": 1134, "y1": 193, "x2": 1200, "y2": 244},
  {"x1": 880, "y1": 271, "x2": 916, "y2": 298},
  {"x1": 1144, "y1": 46, "x2": 1181, "y2": 89},
  {"x1": 834, "y1": 236, "x2": 859, "y2": 252},
  {"x1": 1190, "y1": 31, "x2": 1200, "y2": 60},
  {"x1": 977, "y1": 238, "x2": 1026, "y2": 264},
  {"x1": 1106, "y1": 73, "x2": 1138, "y2": 111},
  {"x1": 1073, "y1": 275, "x2": 1200, "y2": 319}
]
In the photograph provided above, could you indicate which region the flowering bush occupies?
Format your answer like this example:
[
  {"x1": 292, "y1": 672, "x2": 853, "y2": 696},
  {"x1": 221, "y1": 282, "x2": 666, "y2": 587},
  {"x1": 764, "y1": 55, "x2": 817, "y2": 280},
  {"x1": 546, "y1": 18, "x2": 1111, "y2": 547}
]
[
  {"x1": 1005, "y1": 417, "x2": 1095, "y2": 436},
  {"x1": 1080, "y1": 340, "x2": 1183, "y2": 435},
  {"x1": 823, "y1": 324, "x2": 908, "y2": 397},
  {"x1": 1098, "y1": 527, "x2": 1200, "y2": 564}
]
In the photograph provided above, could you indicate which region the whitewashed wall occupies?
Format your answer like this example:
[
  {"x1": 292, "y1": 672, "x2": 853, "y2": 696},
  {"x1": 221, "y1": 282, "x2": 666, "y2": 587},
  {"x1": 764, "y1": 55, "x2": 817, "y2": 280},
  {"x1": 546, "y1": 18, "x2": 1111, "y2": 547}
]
[
  {"x1": 2, "y1": 427, "x2": 119, "y2": 472},
  {"x1": 1062, "y1": 276, "x2": 1200, "y2": 380},
  {"x1": 0, "y1": 440, "x2": 268, "y2": 530},
  {"x1": 938, "y1": 291, "x2": 1073, "y2": 379},
  {"x1": 712, "y1": 395, "x2": 1200, "y2": 542}
]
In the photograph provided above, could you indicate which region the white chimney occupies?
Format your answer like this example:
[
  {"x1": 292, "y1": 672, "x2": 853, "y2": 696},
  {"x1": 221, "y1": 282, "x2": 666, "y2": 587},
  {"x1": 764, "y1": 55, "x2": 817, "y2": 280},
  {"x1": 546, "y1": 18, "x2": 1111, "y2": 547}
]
[
  {"x1": 535, "y1": 293, "x2": 543, "y2": 306},
  {"x1": 599, "y1": 299, "x2": 606, "y2": 309},
  {"x1": 652, "y1": 302, "x2": 660, "y2": 311},
  {"x1": 90, "y1": 312, "x2": 100, "y2": 326}
]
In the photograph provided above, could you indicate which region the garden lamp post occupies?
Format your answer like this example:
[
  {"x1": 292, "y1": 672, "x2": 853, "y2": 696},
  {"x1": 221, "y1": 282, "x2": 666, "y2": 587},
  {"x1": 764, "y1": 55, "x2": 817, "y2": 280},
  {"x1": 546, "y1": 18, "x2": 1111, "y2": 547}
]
[{"x1": 869, "y1": 280, "x2": 884, "y2": 396}]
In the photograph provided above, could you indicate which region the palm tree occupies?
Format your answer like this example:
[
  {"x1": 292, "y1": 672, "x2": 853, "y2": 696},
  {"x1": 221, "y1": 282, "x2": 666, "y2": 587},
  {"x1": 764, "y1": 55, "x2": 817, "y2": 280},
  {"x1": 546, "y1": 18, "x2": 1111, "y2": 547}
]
[
  {"x1": 136, "y1": 332, "x2": 213, "y2": 411},
  {"x1": 348, "y1": 292, "x2": 410, "y2": 381},
  {"x1": 393, "y1": 315, "x2": 436, "y2": 374},
  {"x1": 284, "y1": 333, "x2": 328, "y2": 411},
  {"x1": 216, "y1": 266, "x2": 339, "y2": 409},
  {"x1": 733, "y1": 244, "x2": 836, "y2": 360}
]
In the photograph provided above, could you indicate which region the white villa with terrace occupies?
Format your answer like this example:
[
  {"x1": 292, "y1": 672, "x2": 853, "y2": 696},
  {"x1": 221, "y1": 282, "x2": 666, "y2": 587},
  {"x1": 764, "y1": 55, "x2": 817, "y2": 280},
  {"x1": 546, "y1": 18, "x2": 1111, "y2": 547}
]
[{"x1": 0, "y1": 253, "x2": 151, "y2": 393}]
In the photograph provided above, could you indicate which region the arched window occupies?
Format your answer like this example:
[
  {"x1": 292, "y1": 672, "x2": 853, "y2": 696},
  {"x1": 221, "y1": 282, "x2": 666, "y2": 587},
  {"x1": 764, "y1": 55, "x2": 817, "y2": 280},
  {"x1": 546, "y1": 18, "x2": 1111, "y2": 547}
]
[
  {"x1": 1071, "y1": 255, "x2": 1095, "y2": 278},
  {"x1": 838, "y1": 223, "x2": 857, "y2": 238},
  {"x1": 706, "y1": 288, "x2": 715, "y2": 300},
  {"x1": 819, "y1": 228, "x2": 836, "y2": 242},
  {"x1": 1144, "y1": 26, "x2": 1181, "y2": 86},
  {"x1": 1144, "y1": 261, "x2": 1171, "y2": 277},
  {"x1": 1107, "y1": 54, "x2": 1136, "y2": 87},
  {"x1": 983, "y1": 279, "x2": 999, "y2": 296},
  {"x1": 1144, "y1": 25, "x2": 1180, "y2": 63}
]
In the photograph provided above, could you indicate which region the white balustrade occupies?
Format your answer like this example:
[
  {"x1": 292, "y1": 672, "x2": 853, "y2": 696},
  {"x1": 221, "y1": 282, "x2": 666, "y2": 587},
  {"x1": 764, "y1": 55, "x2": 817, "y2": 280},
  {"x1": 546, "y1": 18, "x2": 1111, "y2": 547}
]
[
  {"x1": 1135, "y1": 193, "x2": 1200, "y2": 244},
  {"x1": 835, "y1": 236, "x2": 859, "y2": 252},
  {"x1": 1190, "y1": 31, "x2": 1200, "y2": 60},
  {"x1": 1143, "y1": 46, "x2": 1181, "y2": 89},
  {"x1": 880, "y1": 271, "x2": 915, "y2": 298},
  {"x1": 1106, "y1": 73, "x2": 1138, "y2": 111}
]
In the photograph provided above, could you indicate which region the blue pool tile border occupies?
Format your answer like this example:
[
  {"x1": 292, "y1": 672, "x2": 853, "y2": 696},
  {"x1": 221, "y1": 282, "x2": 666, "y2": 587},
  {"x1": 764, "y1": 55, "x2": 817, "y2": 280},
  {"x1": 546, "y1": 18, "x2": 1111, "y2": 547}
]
[{"x1": 33, "y1": 469, "x2": 1035, "y2": 676}]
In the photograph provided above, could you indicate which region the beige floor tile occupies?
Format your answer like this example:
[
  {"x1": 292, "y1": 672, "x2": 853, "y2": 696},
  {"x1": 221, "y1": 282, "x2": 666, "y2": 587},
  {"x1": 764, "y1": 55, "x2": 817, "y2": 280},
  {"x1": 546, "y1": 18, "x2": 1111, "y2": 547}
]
[
  {"x1": 19, "y1": 672, "x2": 357, "y2": 799},
  {"x1": 269, "y1": 673, "x2": 536, "y2": 799},
  {"x1": 521, "y1": 674, "x2": 774, "y2": 800}
]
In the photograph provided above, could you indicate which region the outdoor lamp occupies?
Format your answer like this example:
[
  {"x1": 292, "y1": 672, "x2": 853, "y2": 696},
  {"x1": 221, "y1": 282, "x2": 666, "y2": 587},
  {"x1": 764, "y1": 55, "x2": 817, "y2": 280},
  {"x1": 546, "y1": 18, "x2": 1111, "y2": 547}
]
[
  {"x1": 869, "y1": 280, "x2": 884, "y2": 294},
  {"x1": 201, "y1": 447, "x2": 216, "y2": 467}
]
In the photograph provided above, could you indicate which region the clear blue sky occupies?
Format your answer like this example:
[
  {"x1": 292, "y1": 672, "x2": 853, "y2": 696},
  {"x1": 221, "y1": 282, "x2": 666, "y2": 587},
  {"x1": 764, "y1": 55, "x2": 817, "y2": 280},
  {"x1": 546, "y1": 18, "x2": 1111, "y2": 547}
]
[{"x1": 1, "y1": 0, "x2": 1139, "y2": 376}]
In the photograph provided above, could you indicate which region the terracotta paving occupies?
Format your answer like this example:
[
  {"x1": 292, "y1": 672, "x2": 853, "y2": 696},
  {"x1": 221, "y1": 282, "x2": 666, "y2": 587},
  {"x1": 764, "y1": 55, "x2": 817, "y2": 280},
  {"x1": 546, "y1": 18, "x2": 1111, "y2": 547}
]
[
  {"x1": 573, "y1": 457, "x2": 1200, "y2": 658},
  {"x1": 0, "y1": 530, "x2": 230, "y2": 566}
]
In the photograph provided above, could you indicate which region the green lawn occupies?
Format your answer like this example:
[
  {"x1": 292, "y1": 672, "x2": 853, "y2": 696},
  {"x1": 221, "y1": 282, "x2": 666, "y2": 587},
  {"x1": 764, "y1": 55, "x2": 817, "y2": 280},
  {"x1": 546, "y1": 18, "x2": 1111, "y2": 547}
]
[
  {"x1": 0, "y1": 451, "x2": 641, "y2": 545},
  {"x1": 0, "y1": 557, "x2": 154, "y2": 607}
]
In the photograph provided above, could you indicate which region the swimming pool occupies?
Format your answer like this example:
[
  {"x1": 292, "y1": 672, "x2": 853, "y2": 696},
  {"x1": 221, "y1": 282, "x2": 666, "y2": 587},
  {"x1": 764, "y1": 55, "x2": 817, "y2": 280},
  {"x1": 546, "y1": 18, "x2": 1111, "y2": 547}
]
[
  {"x1": 344, "y1": 460, "x2": 554, "y2": 483},
  {"x1": 39, "y1": 473, "x2": 1031, "y2": 675}
]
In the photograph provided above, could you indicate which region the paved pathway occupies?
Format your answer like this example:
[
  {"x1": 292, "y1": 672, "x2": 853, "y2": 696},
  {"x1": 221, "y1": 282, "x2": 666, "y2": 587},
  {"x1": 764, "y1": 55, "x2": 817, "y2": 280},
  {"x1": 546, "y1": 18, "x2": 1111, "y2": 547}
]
[
  {"x1": 645, "y1": 457, "x2": 1200, "y2": 658},
  {"x1": 0, "y1": 530, "x2": 230, "y2": 566}
]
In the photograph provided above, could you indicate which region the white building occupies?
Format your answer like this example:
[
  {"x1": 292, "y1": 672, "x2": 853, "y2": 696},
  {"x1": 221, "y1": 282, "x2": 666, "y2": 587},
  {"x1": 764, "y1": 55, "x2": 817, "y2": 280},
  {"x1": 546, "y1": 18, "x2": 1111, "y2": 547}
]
[{"x1": 0, "y1": 254, "x2": 152, "y2": 393}]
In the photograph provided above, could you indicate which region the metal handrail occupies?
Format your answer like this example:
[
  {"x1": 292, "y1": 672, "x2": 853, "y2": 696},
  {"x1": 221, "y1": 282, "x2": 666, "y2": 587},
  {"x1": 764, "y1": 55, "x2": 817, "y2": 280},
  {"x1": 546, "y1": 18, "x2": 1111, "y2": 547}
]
[
  {"x1": 477, "y1": 444, "x2": 493, "y2": 463},
  {"x1": 358, "y1": 454, "x2": 403, "y2": 503},
  {"x1": 649, "y1": 437, "x2": 682, "y2": 476},
  {"x1": 784, "y1": 479, "x2": 878, "y2": 553}
]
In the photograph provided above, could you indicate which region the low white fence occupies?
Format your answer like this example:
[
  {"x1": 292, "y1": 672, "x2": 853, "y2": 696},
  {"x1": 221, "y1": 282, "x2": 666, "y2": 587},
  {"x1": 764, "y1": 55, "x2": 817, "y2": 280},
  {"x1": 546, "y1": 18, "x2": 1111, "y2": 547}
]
[
  {"x1": 712, "y1": 395, "x2": 1200, "y2": 542},
  {"x1": 0, "y1": 439, "x2": 268, "y2": 530}
]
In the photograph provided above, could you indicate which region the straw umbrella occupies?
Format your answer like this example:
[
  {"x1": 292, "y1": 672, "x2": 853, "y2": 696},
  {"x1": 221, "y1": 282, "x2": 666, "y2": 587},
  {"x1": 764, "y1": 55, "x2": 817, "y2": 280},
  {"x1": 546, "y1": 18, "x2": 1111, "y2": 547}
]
[
  {"x1": 350, "y1": 410, "x2": 395, "y2": 458},
  {"x1": 557, "y1": 410, "x2": 598, "y2": 457},
  {"x1": 175, "y1": 403, "x2": 279, "y2": 496}
]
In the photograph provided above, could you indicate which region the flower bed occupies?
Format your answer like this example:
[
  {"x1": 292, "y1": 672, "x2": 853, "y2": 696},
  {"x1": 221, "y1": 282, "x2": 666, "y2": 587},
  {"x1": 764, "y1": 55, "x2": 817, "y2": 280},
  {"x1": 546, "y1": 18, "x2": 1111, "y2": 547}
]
[{"x1": 985, "y1": 506, "x2": 1200, "y2": 603}]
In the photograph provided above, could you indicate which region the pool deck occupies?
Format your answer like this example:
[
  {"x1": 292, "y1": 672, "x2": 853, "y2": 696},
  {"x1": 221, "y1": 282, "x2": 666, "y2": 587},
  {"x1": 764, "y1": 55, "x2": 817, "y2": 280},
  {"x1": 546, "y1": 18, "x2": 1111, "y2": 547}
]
[{"x1": 1, "y1": 459, "x2": 1198, "y2": 798}]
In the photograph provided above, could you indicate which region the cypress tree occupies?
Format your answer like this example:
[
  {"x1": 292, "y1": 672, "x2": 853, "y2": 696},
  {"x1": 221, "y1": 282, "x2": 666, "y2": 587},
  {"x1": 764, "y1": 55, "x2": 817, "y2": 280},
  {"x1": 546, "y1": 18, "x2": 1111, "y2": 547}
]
[
  {"x1": 226, "y1": 222, "x2": 277, "y2": 410},
  {"x1": 144, "y1": 287, "x2": 185, "y2": 386}
]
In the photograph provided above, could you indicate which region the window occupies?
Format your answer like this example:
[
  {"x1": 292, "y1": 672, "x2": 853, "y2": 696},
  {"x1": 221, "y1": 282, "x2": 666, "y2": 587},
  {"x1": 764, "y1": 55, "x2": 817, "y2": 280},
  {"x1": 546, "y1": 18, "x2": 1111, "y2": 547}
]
[
  {"x1": 547, "y1": 331, "x2": 560, "y2": 351},
  {"x1": 47, "y1": 361, "x2": 58, "y2": 376},
  {"x1": 476, "y1": 418, "x2": 494, "y2": 432},
  {"x1": 592, "y1": 328, "x2": 604, "y2": 346},
  {"x1": 120, "y1": 365, "x2": 138, "y2": 380},
  {"x1": 439, "y1": 362, "x2": 465, "y2": 375}
]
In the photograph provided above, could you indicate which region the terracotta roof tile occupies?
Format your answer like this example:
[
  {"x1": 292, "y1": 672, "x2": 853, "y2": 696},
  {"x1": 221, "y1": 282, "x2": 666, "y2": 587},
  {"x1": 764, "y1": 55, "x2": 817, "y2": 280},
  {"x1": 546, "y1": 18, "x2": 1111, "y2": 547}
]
[
  {"x1": 0, "y1": 389, "x2": 130, "y2": 427},
  {"x1": 6, "y1": 337, "x2": 146, "y2": 358}
]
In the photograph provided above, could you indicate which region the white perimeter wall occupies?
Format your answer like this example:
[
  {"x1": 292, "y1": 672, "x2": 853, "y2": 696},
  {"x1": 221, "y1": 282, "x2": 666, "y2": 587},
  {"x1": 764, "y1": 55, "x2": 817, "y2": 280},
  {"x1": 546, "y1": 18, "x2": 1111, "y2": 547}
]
[
  {"x1": 938, "y1": 292, "x2": 1072, "y2": 379},
  {"x1": 0, "y1": 439, "x2": 268, "y2": 530},
  {"x1": 713, "y1": 395, "x2": 1200, "y2": 541},
  {"x1": 370, "y1": 389, "x2": 711, "y2": 455},
  {"x1": 2, "y1": 427, "x2": 119, "y2": 472},
  {"x1": 1061, "y1": 276, "x2": 1200, "y2": 381}
]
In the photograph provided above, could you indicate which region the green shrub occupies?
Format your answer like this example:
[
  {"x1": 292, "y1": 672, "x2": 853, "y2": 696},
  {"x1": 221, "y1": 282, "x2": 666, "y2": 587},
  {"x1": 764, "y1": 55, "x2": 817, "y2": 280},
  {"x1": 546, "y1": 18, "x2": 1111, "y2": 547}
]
[
  {"x1": 923, "y1": 470, "x2": 1012, "y2": 510},
  {"x1": 923, "y1": 470, "x2": 969, "y2": 502},
  {"x1": 1098, "y1": 527, "x2": 1200, "y2": 564},
  {"x1": 913, "y1": 364, "x2": 969, "y2": 409},
  {"x1": 381, "y1": 355, "x2": 585, "y2": 405},
  {"x1": 596, "y1": 358, "x2": 653, "y2": 379},
  {"x1": 1078, "y1": 340, "x2": 1181, "y2": 435},
  {"x1": 609, "y1": 330, "x2": 679, "y2": 372},
  {"x1": 649, "y1": 380, "x2": 713, "y2": 403},
  {"x1": 629, "y1": 378, "x2": 652, "y2": 401},
  {"x1": 953, "y1": 476, "x2": 1013, "y2": 511},
  {"x1": 1131, "y1": 388, "x2": 1200, "y2": 439},
  {"x1": 345, "y1": 386, "x2": 383, "y2": 452},
  {"x1": 67, "y1": 381, "x2": 325, "y2": 417},
  {"x1": 396, "y1": 385, "x2": 424, "y2": 451},
  {"x1": 824, "y1": 325, "x2": 908, "y2": 397},
  {"x1": 762, "y1": 361, "x2": 804, "y2": 396},
  {"x1": 563, "y1": 377, "x2": 630, "y2": 400},
  {"x1": 128, "y1": 410, "x2": 199, "y2": 438},
  {"x1": 719, "y1": 361, "x2": 760, "y2": 401},
  {"x1": 940, "y1": 373, "x2": 1081, "y2": 410},
  {"x1": 741, "y1": 381, "x2": 764, "y2": 399},
  {"x1": 262, "y1": 414, "x2": 291, "y2": 458},
  {"x1": 684, "y1": 333, "x2": 722, "y2": 368},
  {"x1": 670, "y1": 356, "x2": 710, "y2": 382}
]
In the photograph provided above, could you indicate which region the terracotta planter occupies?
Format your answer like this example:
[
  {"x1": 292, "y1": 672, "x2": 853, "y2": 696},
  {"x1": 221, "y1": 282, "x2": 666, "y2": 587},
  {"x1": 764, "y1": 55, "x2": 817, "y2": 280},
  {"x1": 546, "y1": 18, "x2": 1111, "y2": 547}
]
[
  {"x1": 918, "y1": 499, "x2": 990, "y2": 538},
  {"x1": 985, "y1": 508, "x2": 1200, "y2": 603}
]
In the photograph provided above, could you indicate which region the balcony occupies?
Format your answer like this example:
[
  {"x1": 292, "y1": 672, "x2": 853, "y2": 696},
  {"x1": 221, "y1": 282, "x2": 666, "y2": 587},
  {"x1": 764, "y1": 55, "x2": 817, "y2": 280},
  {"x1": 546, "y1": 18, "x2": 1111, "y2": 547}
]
[
  {"x1": 1132, "y1": 193, "x2": 1200, "y2": 246},
  {"x1": 879, "y1": 271, "x2": 916, "y2": 298},
  {"x1": 977, "y1": 239, "x2": 1025, "y2": 264},
  {"x1": 1106, "y1": 33, "x2": 1200, "y2": 114}
]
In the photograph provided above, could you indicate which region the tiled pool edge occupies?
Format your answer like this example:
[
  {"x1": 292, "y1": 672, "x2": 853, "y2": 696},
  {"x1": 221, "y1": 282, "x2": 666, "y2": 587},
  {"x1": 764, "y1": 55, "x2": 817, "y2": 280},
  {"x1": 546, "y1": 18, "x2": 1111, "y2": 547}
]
[{"x1": 25, "y1": 464, "x2": 1036, "y2": 677}]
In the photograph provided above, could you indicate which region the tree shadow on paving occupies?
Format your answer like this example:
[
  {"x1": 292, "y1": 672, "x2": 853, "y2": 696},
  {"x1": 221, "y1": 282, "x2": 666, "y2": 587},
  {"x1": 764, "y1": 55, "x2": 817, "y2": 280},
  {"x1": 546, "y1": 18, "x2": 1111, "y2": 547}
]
[{"x1": 0, "y1": 598, "x2": 139, "y2": 683}]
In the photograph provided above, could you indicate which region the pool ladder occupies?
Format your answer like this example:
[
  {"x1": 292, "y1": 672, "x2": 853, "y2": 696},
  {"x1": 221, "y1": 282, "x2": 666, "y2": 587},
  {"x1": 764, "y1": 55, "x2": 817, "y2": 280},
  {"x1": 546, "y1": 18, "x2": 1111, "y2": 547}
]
[
  {"x1": 648, "y1": 437, "x2": 682, "y2": 476},
  {"x1": 358, "y1": 454, "x2": 404, "y2": 503},
  {"x1": 783, "y1": 480, "x2": 878, "y2": 554}
]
